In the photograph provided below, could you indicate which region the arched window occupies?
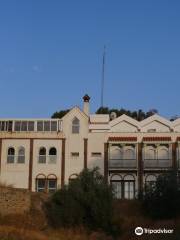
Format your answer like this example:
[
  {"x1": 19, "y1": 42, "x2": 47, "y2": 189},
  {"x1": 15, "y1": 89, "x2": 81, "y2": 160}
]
[
  {"x1": 157, "y1": 147, "x2": 169, "y2": 160},
  {"x1": 110, "y1": 174, "x2": 122, "y2": 199},
  {"x1": 145, "y1": 175, "x2": 157, "y2": 189},
  {"x1": 72, "y1": 117, "x2": 80, "y2": 134},
  {"x1": 7, "y1": 147, "x2": 15, "y2": 163},
  {"x1": 17, "y1": 147, "x2": 25, "y2": 163},
  {"x1": 39, "y1": 147, "x2": 46, "y2": 163},
  {"x1": 69, "y1": 174, "x2": 78, "y2": 183},
  {"x1": 36, "y1": 174, "x2": 46, "y2": 192},
  {"x1": 145, "y1": 146, "x2": 156, "y2": 159},
  {"x1": 124, "y1": 148, "x2": 135, "y2": 159},
  {"x1": 109, "y1": 146, "x2": 122, "y2": 168},
  {"x1": 123, "y1": 175, "x2": 135, "y2": 199},
  {"x1": 49, "y1": 147, "x2": 57, "y2": 164},
  {"x1": 47, "y1": 174, "x2": 57, "y2": 193}
]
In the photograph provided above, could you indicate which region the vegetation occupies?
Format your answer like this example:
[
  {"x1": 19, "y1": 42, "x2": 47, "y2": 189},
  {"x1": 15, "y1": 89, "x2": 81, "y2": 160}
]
[
  {"x1": 142, "y1": 171, "x2": 180, "y2": 219},
  {"x1": 96, "y1": 107, "x2": 158, "y2": 120},
  {"x1": 51, "y1": 106, "x2": 158, "y2": 120},
  {"x1": 51, "y1": 109, "x2": 70, "y2": 118},
  {"x1": 46, "y1": 168, "x2": 118, "y2": 236}
]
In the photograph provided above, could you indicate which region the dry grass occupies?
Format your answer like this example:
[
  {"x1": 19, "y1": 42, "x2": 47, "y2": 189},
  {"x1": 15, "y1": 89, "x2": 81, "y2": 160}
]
[{"x1": 0, "y1": 196, "x2": 180, "y2": 240}]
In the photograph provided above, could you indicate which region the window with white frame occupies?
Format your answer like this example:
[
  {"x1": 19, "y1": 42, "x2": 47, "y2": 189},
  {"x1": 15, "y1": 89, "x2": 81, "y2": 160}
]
[
  {"x1": 36, "y1": 178, "x2": 46, "y2": 192},
  {"x1": 7, "y1": 147, "x2": 15, "y2": 163},
  {"x1": 47, "y1": 179, "x2": 57, "y2": 193},
  {"x1": 17, "y1": 147, "x2": 25, "y2": 163},
  {"x1": 39, "y1": 147, "x2": 46, "y2": 163},
  {"x1": 72, "y1": 117, "x2": 80, "y2": 134}
]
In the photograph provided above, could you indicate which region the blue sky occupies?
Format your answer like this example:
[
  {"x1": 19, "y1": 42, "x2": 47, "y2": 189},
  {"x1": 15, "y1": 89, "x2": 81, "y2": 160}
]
[{"x1": 0, "y1": 0, "x2": 180, "y2": 118}]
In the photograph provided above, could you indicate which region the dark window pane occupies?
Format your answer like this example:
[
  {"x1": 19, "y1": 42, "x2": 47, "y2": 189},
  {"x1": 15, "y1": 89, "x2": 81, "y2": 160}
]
[
  {"x1": 49, "y1": 147, "x2": 57, "y2": 155},
  {"x1": 28, "y1": 121, "x2": 34, "y2": 131},
  {"x1": 37, "y1": 121, "x2": 43, "y2": 131},
  {"x1": 21, "y1": 121, "x2": 28, "y2": 131},
  {"x1": 51, "y1": 121, "x2": 57, "y2": 131},
  {"x1": 15, "y1": 121, "x2": 21, "y2": 131},
  {"x1": 8, "y1": 121, "x2": 13, "y2": 131},
  {"x1": 44, "y1": 121, "x2": 50, "y2": 131}
]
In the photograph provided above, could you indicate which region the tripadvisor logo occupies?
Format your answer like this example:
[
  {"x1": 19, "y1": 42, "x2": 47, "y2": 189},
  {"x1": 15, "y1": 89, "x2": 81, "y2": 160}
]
[
  {"x1": 135, "y1": 227, "x2": 143, "y2": 236},
  {"x1": 135, "y1": 227, "x2": 174, "y2": 236}
]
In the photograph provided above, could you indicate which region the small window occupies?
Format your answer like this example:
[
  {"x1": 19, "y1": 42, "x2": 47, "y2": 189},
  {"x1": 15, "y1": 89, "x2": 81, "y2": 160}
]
[
  {"x1": 39, "y1": 147, "x2": 46, "y2": 163},
  {"x1": 36, "y1": 179, "x2": 46, "y2": 192},
  {"x1": 72, "y1": 117, "x2": 80, "y2": 134},
  {"x1": 37, "y1": 121, "x2": 43, "y2": 131},
  {"x1": 48, "y1": 179, "x2": 57, "y2": 193},
  {"x1": 49, "y1": 147, "x2": 57, "y2": 164},
  {"x1": 21, "y1": 121, "x2": 28, "y2": 131},
  {"x1": 91, "y1": 152, "x2": 102, "y2": 157},
  {"x1": 44, "y1": 121, "x2": 50, "y2": 131},
  {"x1": 15, "y1": 121, "x2": 21, "y2": 131},
  {"x1": 8, "y1": 121, "x2": 13, "y2": 131},
  {"x1": 17, "y1": 147, "x2": 25, "y2": 163},
  {"x1": 147, "y1": 129, "x2": 156, "y2": 132},
  {"x1": 71, "y1": 152, "x2": 79, "y2": 157},
  {"x1": 28, "y1": 121, "x2": 34, "y2": 131},
  {"x1": 7, "y1": 147, "x2": 15, "y2": 163},
  {"x1": 51, "y1": 121, "x2": 57, "y2": 131}
]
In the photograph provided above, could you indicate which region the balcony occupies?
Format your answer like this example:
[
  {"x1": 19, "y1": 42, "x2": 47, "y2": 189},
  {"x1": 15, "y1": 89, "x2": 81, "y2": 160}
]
[
  {"x1": 109, "y1": 159, "x2": 137, "y2": 168},
  {"x1": 144, "y1": 159, "x2": 171, "y2": 168}
]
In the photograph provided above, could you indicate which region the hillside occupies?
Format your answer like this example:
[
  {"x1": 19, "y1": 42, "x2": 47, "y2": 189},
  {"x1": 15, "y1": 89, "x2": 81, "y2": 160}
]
[{"x1": 0, "y1": 187, "x2": 180, "y2": 240}]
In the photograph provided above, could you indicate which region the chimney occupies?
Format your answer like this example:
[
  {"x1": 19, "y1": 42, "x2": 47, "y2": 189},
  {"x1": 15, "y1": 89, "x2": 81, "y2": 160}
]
[{"x1": 83, "y1": 94, "x2": 90, "y2": 116}]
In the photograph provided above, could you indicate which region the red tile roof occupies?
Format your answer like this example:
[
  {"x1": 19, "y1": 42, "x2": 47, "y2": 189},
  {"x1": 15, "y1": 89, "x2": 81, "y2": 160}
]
[
  {"x1": 143, "y1": 137, "x2": 171, "y2": 142},
  {"x1": 108, "y1": 137, "x2": 137, "y2": 142}
]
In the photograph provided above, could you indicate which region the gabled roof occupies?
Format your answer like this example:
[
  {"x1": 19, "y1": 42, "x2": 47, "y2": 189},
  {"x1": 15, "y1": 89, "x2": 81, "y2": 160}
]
[
  {"x1": 171, "y1": 118, "x2": 180, "y2": 128},
  {"x1": 62, "y1": 106, "x2": 88, "y2": 120},
  {"x1": 109, "y1": 114, "x2": 140, "y2": 129},
  {"x1": 140, "y1": 114, "x2": 171, "y2": 128}
]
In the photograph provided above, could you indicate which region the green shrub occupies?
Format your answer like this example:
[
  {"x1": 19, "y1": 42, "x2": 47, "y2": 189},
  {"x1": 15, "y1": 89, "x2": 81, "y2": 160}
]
[
  {"x1": 142, "y1": 171, "x2": 180, "y2": 219},
  {"x1": 46, "y1": 168, "x2": 116, "y2": 235}
]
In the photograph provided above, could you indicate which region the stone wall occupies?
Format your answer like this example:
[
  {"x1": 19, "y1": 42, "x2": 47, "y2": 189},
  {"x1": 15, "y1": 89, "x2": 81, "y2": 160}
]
[{"x1": 0, "y1": 187, "x2": 31, "y2": 215}]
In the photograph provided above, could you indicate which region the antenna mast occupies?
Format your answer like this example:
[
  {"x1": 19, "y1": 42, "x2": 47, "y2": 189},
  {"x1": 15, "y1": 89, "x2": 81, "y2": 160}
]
[{"x1": 101, "y1": 46, "x2": 106, "y2": 107}]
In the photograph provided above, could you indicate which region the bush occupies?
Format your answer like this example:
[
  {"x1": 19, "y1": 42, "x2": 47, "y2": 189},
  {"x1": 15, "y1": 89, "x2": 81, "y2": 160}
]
[
  {"x1": 142, "y1": 171, "x2": 180, "y2": 219},
  {"x1": 46, "y1": 168, "x2": 116, "y2": 235}
]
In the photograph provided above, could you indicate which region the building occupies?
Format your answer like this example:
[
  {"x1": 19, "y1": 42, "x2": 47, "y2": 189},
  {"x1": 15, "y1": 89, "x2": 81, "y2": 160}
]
[{"x1": 0, "y1": 95, "x2": 180, "y2": 199}]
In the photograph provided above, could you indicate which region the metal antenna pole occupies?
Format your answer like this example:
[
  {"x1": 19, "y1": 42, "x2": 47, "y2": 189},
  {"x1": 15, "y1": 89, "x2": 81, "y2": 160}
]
[{"x1": 101, "y1": 46, "x2": 106, "y2": 107}]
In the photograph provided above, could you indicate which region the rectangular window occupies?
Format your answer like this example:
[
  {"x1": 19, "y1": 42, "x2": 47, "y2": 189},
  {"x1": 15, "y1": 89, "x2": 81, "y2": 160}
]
[
  {"x1": 38, "y1": 155, "x2": 46, "y2": 164},
  {"x1": 51, "y1": 121, "x2": 57, "y2": 131},
  {"x1": 7, "y1": 156, "x2": 15, "y2": 164},
  {"x1": 21, "y1": 121, "x2": 28, "y2": 131},
  {"x1": 28, "y1": 121, "x2": 34, "y2": 131},
  {"x1": 15, "y1": 121, "x2": 21, "y2": 131},
  {"x1": 48, "y1": 179, "x2": 57, "y2": 193},
  {"x1": 17, "y1": 155, "x2": 25, "y2": 163},
  {"x1": 44, "y1": 121, "x2": 50, "y2": 131},
  {"x1": 72, "y1": 126, "x2": 79, "y2": 134},
  {"x1": 71, "y1": 152, "x2": 79, "y2": 157},
  {"x1": 36, "y1": 179, "x2": 46, "y2": 192},
  {"x1": 124, "y1": 181, "x2": 135, "y2": 199},
  {"x1": 91, "y1": 152, "x2": 102, "y2": 157},
  {"x1": 37, "y1": 121, "x2": 43, "y2": 131},
  {"x1": 7, "y1": 121, "x2": 13, "y2": 131},
  {"x1": 111, "y1": 181, "x2": 122, "y2": 199}
]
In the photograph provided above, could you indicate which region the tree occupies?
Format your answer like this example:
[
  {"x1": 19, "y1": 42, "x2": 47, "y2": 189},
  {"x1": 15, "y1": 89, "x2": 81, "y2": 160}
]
[
  {"x1": 142, "y1": 171, "x2": 180, "y2": 219},
  {"x1": 51, "y1": 109, "x2": 69, "y2": 119},
  {"x1": 46, "y1": 168, "x2": 115, "y2": 234}
]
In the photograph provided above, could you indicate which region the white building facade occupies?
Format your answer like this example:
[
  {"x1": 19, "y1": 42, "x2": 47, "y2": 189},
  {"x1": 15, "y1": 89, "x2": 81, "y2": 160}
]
[{"x1": 0, "y1": 95, "x2": 180, "y2": 199}]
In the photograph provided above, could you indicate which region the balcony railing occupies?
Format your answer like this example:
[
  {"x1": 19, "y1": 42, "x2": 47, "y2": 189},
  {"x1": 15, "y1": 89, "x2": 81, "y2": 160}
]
[
  {"x1": 144, "y1": 159, "x2": 171, "y2": 168},
  {"x1": 109, "y1": 159, "x2": 137, "y2": 168}
]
